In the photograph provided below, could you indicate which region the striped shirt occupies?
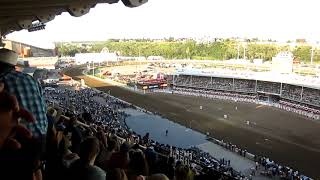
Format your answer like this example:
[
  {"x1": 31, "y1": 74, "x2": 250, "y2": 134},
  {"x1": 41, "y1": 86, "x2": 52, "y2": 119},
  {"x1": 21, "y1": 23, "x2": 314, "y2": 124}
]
[{"x1": 1, "y1": 69, "x2": 48, "y2": 137}]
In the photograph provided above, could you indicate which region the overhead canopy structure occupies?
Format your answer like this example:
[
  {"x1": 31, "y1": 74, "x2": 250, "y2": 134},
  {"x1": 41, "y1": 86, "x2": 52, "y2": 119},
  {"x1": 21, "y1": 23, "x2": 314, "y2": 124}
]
[{"x1": 0, "y1": 0, "x2": 147, "y2": 39}]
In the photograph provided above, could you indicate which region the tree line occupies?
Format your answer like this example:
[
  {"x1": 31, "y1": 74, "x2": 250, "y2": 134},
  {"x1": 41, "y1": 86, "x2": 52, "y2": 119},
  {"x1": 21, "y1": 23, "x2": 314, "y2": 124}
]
[{"x1": 56, "y1": 40, "x2": 319, "y2": 63}]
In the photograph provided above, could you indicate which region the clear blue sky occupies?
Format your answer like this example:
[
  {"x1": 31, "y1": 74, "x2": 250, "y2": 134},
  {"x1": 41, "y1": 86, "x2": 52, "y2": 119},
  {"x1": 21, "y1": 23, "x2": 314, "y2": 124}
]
[{"x1": 7, "y1": 0, "x2": 320, "y2": 48}]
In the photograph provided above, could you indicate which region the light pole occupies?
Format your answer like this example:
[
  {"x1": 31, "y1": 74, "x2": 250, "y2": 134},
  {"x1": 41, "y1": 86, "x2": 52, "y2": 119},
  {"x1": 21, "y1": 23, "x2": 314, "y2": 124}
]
[
  {"x1": 139, "y1": 47, "x2": 141, "y2": 57},
  {"x1": 92, "y1": 60, "x2": 95, "y2": 76},
  {"x1": 311, "y1": 46, "x2": 315, "y2": 65},
  {"x1": 237, "y1": 43, "x2": 240, "y2": 60},
  {"x1": 243, "y1": 45, "x2": 246, "y2": 60}
]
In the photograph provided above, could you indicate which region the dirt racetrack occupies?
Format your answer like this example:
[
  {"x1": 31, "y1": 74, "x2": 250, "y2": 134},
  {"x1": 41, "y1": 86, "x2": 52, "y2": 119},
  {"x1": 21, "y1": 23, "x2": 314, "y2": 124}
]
[{"x1": 65, "y1": 67, "x2": 320, "y2": 179}]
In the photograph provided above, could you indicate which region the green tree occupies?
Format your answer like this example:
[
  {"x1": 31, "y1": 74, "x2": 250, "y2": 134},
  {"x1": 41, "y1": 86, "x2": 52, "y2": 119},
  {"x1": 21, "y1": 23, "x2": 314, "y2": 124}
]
[
  {"x1": 293, "y1": 46, "x2": 311, "y2": 62},
  {"x1": 56, "y1": 39, "x2": 320, "y2": 63}
]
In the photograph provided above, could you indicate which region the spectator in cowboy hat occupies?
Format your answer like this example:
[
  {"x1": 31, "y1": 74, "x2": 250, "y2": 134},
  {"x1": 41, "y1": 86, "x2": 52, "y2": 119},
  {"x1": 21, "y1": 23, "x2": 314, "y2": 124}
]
[
  {"x1": 0, "y1": 82, "x2": 42, "y2": 180},
  {"x1": 0, "y1": 48, "x2": 48, "y2": 141}
]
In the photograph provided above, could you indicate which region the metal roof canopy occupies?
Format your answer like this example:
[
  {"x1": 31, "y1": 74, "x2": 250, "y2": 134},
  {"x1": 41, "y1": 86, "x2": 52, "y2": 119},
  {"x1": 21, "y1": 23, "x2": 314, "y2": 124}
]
[{"x1": 0, "y1": 0, "x2": 147, "y2": 41}]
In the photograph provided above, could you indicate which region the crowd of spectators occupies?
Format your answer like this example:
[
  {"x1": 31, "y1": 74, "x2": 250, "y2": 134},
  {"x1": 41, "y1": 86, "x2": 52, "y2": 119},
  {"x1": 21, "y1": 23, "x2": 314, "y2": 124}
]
[
  {"x1": 43, "y1": 86, "x2": 250, "y2": 180},
  {"x1": 46, "y1": 86, "x2": 254, "y2": 179},
  {"x1": 1, "y1": 49, "x2": 245, "y2": 180},
  {"x1": 189, "y1": 76, "x2": 211, "y2": 88},
  {"x1": 209, "y1": 77, "x2": 233, "y2": 91},
  {"x1": 173, "y1": 75, "x2": 320, "y2": 107},
  {"x1": 278, "y1": 100, "x2": 320, "y2": 120},
  {"x1": 233, "y1": 79, "x2": 256, "y2": 93},
  {"x1": 210, "y1": 140, "x2": 312, "y2": 180},
  {"x1": 256, "y1": 81, "x2": 281, "y2": 95},
  {"x1": 172, "y1": 74, "x2": 320, "y2": 119},
  {"x1": 0, "y1": 49, "x2": 241, "y2": 180},
  {"x1": 251, "y1": 155, "x2": 311, "y2": 180},
  {"x1": 173, "y1": 87, "x2": 257, "y2": 104},
  {"x1": 174, "y1": 75, "x2": 192, "y2": 87},
  {"x1": 174, "y1": 75, "x2": 235, "y2": 91},
  {"x1": 0, "y1": 48, "x2": 316, "y2": 180},
  {"x1": 281, "y1": 84, "x2": 302, "y2": 102},
  {"x1": 174, "y1": 75, "x2": 283, "y2": 94},
  {"x1": 301, "y1": 87, "x2": 320, "y2": 107}
]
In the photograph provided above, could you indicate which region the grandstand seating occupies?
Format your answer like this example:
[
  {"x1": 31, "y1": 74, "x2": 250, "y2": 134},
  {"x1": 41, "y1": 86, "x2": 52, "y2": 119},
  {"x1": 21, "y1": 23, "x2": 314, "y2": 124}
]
[
  {"x1": 256, "y1": 81, "x2": 281, "y2": 95},
  {"x1": 281, "y1": 84, "x2": 302, "y2": 102},
  {"x1": 191, "y1": 76, "x2": 211, "y2": 88},
  {"x1": 210, "y1": 77, "x2": 233, "y2": 91},
  {"x1": 234, "y1": 79, "x2": 256, "y2": 93},
  {"x1": 172, "y1": 74, "x2": 320, "y2": 108},
  {"x1": 302, "y1": 87, "x2": 320, "y2": 107}
]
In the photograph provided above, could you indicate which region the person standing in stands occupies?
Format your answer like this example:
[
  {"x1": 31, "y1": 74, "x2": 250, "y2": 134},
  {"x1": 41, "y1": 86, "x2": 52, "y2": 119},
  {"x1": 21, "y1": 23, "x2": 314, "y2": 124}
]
[
  {"x1": 0, "y1": 49, "x2": 48, "y2": 147},
  {"x1": 143, "y1": 132, "x2": 150, "y2": 145},
  {"x1": 68, "y1": 137, "x2": 106, "y2": 180},
  {"x1": 0, "y1": 82, "x2": 42, "y2": 180}
]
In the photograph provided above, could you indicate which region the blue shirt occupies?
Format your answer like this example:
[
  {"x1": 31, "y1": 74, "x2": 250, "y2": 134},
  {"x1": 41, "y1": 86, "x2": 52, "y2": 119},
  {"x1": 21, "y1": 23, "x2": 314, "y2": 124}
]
[{"x1": 1, "y1": 69, "x2": 48, "y2": 137}]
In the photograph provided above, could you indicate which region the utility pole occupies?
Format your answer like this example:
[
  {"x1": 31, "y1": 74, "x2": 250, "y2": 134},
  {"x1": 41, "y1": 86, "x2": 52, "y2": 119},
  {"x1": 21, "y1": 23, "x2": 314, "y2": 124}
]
[
  {"x1": 243, "y1": 45, "x2": 246, "y2": 60},
  {"x1": 237, "y1": 43, "x2": 240, "y2": 60},
  {"x1": 139, "y1": 47, "x2": 142, "y2": 70},
  {"x1": 139, "y1": 47, "x2": 141, "y2": 57},
  {"x1": 92, "y1": 61, "x2": 94, "y2": 76},
  {"x1": 311, "y1": 46, "x2": 315, "y2": 64}
]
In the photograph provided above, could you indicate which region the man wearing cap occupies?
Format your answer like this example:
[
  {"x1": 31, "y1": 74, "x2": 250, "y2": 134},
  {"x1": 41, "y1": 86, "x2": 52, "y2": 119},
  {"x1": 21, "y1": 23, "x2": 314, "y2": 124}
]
[{"x1": 0, "y1": 48, "x2": 48, "y2": 140}]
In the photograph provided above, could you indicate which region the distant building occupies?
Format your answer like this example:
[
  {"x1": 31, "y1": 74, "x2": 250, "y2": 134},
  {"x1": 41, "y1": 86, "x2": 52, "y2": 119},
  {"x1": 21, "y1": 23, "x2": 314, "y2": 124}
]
[
  {"x1": 271, "y1": 51, "x2": 294, "y2": 74},
  {"x1": 3, "y1": 40, "x2": 55, "y2": 57},
  {"x1": 296, "y1": 39, "x2": 306, "y2": 44}
]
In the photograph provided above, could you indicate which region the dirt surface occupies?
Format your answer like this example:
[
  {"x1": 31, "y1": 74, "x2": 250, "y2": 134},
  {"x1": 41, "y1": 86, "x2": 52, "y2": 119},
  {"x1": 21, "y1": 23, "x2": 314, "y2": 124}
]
[{"x1": 65, "y1": 67, "x2": 320, "y2": 179}]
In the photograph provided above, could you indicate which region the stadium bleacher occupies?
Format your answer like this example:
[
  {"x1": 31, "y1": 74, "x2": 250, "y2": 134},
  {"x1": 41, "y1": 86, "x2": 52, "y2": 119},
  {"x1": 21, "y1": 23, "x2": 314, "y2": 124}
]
[
  {"x1": 234, "y1": 79, "x2": 256, "y2": 93},
  {"x1": 281, "y1": 84, "x2": 303, "y2": 102},
  {"x1": 190, "y1": 76, "x2": 211, "y2": 88},
  {"x1": 173, "y1": 74, "x2": 320, "y2": 110},
  {"x1": 301, "y1": 87, "x2": 320, "y2": 107},
  {"x1": 256, "y1": 81, "x2": 281, "y2": 95},
  {"x1": 210, "y1": 77, "x2": 233, "y2": 91}
]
